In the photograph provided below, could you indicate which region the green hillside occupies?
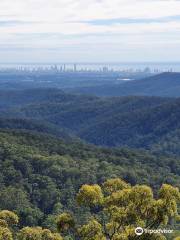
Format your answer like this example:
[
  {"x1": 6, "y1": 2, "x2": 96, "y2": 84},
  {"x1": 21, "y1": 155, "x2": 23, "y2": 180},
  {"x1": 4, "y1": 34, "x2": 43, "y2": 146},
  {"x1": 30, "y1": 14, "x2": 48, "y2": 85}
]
[
  {"x1": 70, "y1": 72, "x2": 180, "y2": 97},
  {"x1": 78, "y1": 98, "x2": 180, "y2": 150},
  {"x1": 0, "y1": 129, "x2": 179, "y2": 229},
  {"x1": 0, "y1": 88, "x2": 97, "y2": 110},
  {"x1": 3, "y1": 89, "x2": 180, "y2": 155},
  {"x1": 0, "y1": 118, "x2": 75, "y2": 141}
]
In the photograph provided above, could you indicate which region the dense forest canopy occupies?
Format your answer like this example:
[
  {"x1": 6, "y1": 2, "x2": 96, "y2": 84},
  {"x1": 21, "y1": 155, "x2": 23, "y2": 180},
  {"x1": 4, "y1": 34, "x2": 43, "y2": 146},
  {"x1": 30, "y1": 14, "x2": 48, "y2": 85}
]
[
  {"x1": 0, "y1": 88, "x2": 180, "y2": 155},
  {"x1": 0, "y1": 72, "x2": 179, "y2": 239},
  {"x1": 0, "y1": 178, "x2": 180, "y2": 239},
  {"x1": 0, "y1": 130, "x2": 179, "y2": 230}
]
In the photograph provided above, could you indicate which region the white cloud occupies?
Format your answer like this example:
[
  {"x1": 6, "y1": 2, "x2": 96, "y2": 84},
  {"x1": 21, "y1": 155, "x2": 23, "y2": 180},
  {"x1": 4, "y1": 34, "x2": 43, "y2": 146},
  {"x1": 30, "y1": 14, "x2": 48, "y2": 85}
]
[
  {"x1": 1, "y1": 0, "x2": 180, "y2": 21},
  {"x1": 0, "y1": 0, "x2": 180, "y2": 62}
]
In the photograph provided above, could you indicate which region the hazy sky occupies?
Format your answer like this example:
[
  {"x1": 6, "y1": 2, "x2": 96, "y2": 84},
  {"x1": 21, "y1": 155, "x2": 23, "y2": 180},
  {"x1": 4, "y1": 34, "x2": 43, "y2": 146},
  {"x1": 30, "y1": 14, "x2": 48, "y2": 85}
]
[{"x1": 0, "y1": 0, "x2": 180, "y2": 63}]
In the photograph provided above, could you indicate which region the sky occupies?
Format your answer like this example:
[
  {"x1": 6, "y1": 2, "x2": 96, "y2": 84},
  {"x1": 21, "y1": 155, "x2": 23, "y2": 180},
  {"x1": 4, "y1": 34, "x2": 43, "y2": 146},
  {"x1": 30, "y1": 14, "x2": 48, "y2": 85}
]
[{"x1": 0, "y1": 0, "x2": 180, "y2": 63}]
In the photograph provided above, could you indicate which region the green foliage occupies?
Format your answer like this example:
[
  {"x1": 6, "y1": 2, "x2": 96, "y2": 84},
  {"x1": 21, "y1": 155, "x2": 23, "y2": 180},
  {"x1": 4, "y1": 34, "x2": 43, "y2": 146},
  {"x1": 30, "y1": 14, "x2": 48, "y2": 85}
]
[
  {"x1": 1, "y1": 86, "x2": 180, "y2": 155},
  {"x1": 103, "y1": 178, "x2": 130, "y2": 194},
  {"x1": 59, "y1": 178, "x2": 180, "y2": 240},
  {"x1": 0, "y1": 210, "x2": 18, "y2": 240},
  {"x1": 2, "y1": 86, "x2": 180, "y2": 153},
  {"x1": 0, "y1": 130, "x2": 180, "y2": 227},
  {"x1": 0, "y1": 219, "x2": 8, "y2": 228},
  {"x1": 56, "y1": 213, "x2": 75, "y2": 234},
  {"x1": 2, "y1": 87, "x2": 180, "y2": 154},
  {"x1": 0, "y1": 210, "x2": 19, "y2": 226},
  {"x1": 77, "y1": 185, "x2": 103, "y2": 207},
  {"x1": 0, "y1": 226, "x2": 13, "y2": 240},
  {"x1": 17, "y1": 227, "x2": 63, "y2": 240},
  {"x1": 0, "y1": 77, "x2": 180, "y2": 240},
  {"x1": 78, "y1": 219, "x2": 106, "y2": 240},
  {"x1": 0, "y1": 209, "x2": 64, "y2": 240},
  {"x1": 0, "y1": 118, "x2": 74, "y2": 141}
]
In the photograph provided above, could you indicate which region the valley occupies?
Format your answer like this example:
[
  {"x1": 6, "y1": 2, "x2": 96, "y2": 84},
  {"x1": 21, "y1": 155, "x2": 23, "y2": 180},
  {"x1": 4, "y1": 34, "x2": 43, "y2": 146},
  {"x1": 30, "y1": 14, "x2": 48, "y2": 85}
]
[{"x1": 0, "y1": 71, "x2": 180, "y2": 239}]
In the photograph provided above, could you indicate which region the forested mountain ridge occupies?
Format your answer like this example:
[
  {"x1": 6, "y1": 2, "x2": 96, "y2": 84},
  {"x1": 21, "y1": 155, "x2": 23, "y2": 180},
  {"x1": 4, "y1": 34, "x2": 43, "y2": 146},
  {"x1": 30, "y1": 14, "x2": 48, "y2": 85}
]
[
  {"x1": 2, "y1": 88, "x2": 180, "y2": 154},
  {"x1": 70, "y1": 72, "x2": 180, "y2": 97},
  {"x1": 0, "y1": 118, "x2": 75, "y2": 141},
  {"x1": 0, "y1": 129, "x2": 179, "y2": 228},
  {"x1": 0, "y1": 87, "x2": 180, "y2": 155},
  {"x1": 0, "y1": 71, "x2": 153, "y2": 91},
  {"x1": 0, "y1": 88, "x2": 98, "y2": 110},
  {"x1": 0, "y1": 82, "x2": 180, "y2": 238},
  {"x1": 78, "y1": 97, "x2": 180, "y2": 149},
  {"x1": 10, "y1": 95, "x2": 170, "y2": 132}
]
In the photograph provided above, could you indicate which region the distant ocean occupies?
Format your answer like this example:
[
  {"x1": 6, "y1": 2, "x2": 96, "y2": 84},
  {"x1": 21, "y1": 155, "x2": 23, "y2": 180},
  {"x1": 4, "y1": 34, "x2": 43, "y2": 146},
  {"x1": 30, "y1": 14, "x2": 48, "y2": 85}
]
[{"x1": 0, "y1": 62, "x2": 180, "y2": 72}]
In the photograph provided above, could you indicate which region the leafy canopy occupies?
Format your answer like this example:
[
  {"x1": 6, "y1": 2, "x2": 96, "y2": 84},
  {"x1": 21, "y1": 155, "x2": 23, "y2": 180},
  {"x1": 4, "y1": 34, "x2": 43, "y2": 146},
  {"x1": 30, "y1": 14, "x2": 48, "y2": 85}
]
[{"x1": 57, "y1": 178, "x2": 180, "y2": 240}]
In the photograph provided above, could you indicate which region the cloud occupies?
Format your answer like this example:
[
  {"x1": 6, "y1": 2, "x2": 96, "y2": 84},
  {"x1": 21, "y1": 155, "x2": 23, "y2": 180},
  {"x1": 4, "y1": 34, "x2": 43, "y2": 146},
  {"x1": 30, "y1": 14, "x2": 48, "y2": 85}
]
[
  {"x1": 0, "y1": 20, "x2": 37, "y2": 27},
  {"x1": 0, "y1": 0, "x2": 180, "y2": 62},
  {"x1": 77, "y1": 15, "x2": 180, "y2": 25}
]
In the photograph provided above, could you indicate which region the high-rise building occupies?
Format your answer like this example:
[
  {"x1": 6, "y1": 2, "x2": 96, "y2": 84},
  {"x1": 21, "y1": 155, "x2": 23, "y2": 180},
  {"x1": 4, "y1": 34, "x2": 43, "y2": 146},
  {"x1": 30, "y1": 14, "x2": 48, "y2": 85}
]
[{"x1": 63, "y1": 64, "x2": 66, "y2": 72}]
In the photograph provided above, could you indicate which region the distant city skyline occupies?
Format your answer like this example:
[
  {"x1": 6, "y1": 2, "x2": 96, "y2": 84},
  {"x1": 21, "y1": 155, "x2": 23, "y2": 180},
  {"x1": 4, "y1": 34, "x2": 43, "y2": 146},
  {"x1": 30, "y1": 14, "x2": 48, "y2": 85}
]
[
  {"x1": 0, "y1": 0, "x2": 180, "y2": 62},
  {"x1": 0, "y1": 62, "x2": 179, "y2": 72}
]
